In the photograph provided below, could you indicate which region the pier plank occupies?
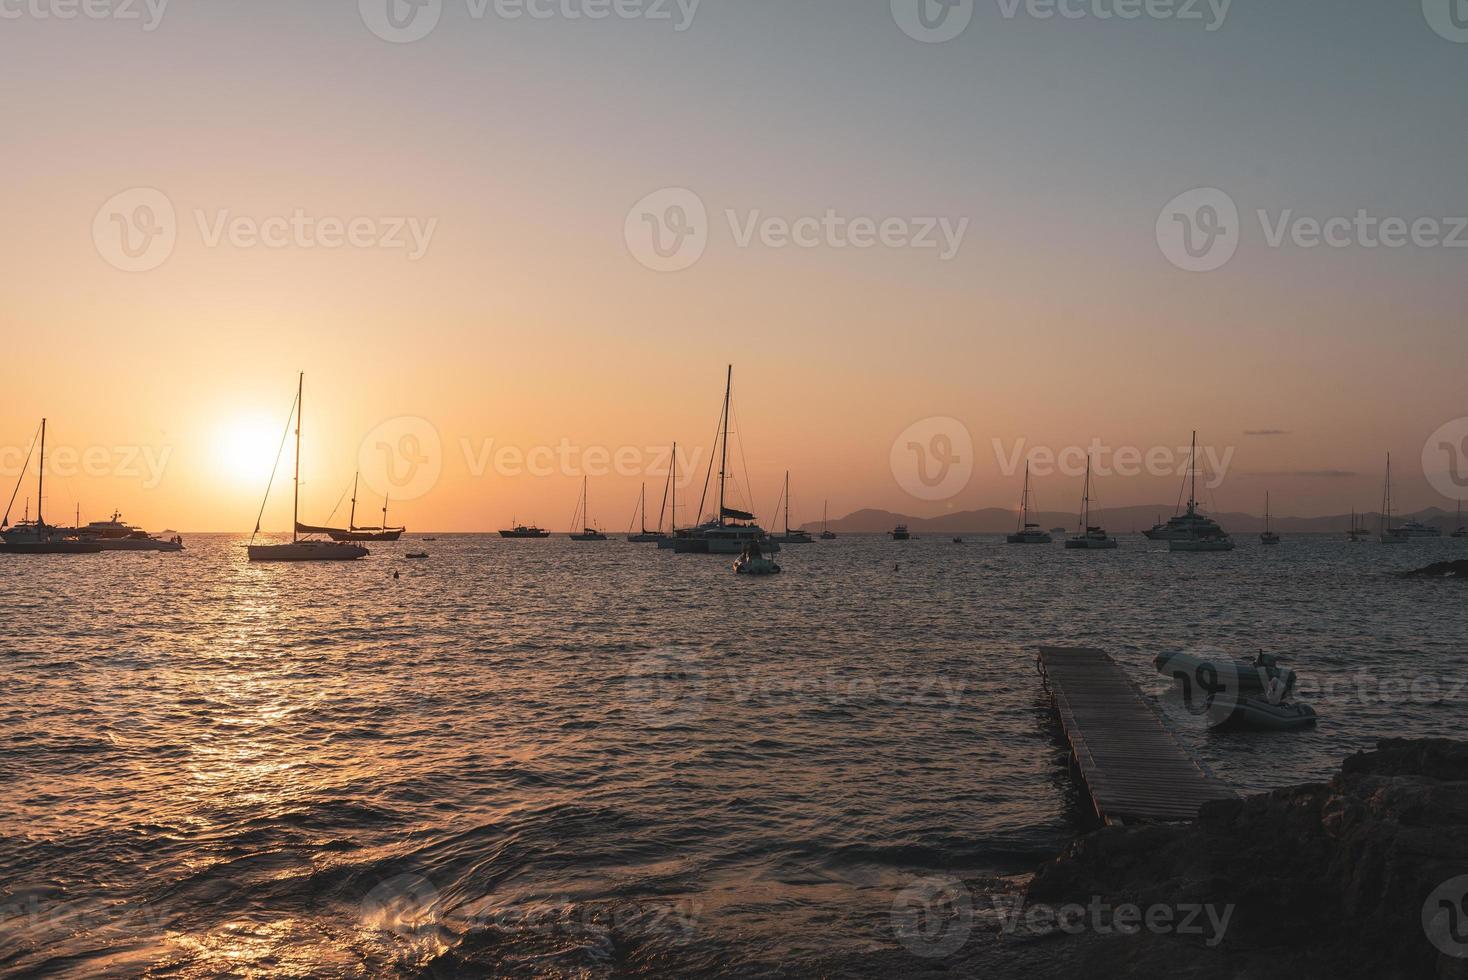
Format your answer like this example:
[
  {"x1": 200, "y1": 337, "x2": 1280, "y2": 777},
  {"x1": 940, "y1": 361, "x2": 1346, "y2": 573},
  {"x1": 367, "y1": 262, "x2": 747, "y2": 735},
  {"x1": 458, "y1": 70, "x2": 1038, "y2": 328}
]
[{"x1": 1038, "y1": 646, "x2": 1237, "y2": 825}]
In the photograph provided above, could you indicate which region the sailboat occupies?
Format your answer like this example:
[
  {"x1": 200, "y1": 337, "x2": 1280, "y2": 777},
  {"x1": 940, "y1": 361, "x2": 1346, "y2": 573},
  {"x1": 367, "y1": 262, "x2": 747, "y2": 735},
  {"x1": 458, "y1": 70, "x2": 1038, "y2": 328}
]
[
  {"x1": 769, "y1": 472, "x2": 813, "y2": 544},
  {"x1": 1007, "y1": 462, "x2": 1052, "y2": 544},
  {"x1": 657, "y1": 442, "x2": 681, "y2": 550},
  {"x1": 1380, "y1": 454, "x2": 1409, "y2": 544},
  {"x1": 819, "y1": 500, "x2": 836, "y2": 540},
  {"x1": 1453, "y1": 500, "x2": 1467, "y2": 539},
  {"x1": 1169, "y1": 431, "x2": 1235, "y2": 552},
  {"x1": 673, "y1": 366, "x2": 778, "y2": 555},
  {"x1": 1260, "y1": 492, "x2": 1281, "y2": 546},
  {"x1": 1348, "y1": 509, "x2": 1369, "y2": 542},
  {"x1": 569, "y1": 476, "x2": 607, "y2": 541},
  {"x1": 627, "y1": 467, "x2": 670, "y2": 543},
  {"x1": 320, "y1": 473, "x2": 405, "y2": 542},
  {"x1": 247, "y1": 374, "x2": 369, "y2": 562},
  {"x1": 0, "y1": 419, "x2": 104, "y2": 554},
  {"x1": 1064, "y1": 456, "x2": 1117, "y2": 550}
]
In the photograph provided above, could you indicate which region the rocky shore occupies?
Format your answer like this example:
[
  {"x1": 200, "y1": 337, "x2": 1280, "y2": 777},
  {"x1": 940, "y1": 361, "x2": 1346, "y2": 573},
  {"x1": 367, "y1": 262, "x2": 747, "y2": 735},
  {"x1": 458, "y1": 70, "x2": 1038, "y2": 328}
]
[
  {"x1": 861, "y1": 739, "x2": 1467, "y2": 978},
  {"x1": 994, "y1": 738, "x2": 1468, "y2": 978}
]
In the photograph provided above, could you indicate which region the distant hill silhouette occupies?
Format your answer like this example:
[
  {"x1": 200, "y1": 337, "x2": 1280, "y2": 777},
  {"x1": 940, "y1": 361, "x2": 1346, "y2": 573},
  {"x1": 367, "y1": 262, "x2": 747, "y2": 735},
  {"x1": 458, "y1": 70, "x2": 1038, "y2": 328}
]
[{"x1": 801, "y1": 505, "x2": 1466, "y2": 535}]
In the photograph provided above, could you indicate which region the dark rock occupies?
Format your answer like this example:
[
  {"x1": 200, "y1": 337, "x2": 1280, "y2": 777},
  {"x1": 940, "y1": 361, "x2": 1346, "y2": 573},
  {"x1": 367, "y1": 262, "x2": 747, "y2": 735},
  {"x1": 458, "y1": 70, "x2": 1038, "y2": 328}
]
[
  {"x1": 1404, "y1": 560, "x2": 1468, "y2": 579},
  {"x1": 1013, "y1": 739, "x2": 1468, "y2": 979}
]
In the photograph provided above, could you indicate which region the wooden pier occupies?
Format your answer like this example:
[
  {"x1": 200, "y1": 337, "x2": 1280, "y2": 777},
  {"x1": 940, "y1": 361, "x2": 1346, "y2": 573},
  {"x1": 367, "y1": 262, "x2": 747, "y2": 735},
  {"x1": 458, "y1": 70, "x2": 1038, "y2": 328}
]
[{"x1": 1037, "y1": 647, "x2": 1236, "y2": 825}]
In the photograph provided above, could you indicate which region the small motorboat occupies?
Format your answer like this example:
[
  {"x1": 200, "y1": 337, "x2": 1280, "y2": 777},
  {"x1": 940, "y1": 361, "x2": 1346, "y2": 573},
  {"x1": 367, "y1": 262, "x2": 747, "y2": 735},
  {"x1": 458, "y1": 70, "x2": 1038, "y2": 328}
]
[
  {"x1": 1154, "y1": 650, "x2": 1296, "y2": 698},
  {"x1": 1156, "y1": 650, "x2": 1315, "y2": 731},
  {"x1": 406, "y1": 552, "x2": 429, "y2": 560},
  {"x1": 1206, "y1": 696, "x2": 1317, "y2": 731},
  {"x1": 952, "y1": 537, "x2": 964, "y2": 544},
  {"x1": 733, "y1": 542, "x2": 781, "y2": 575}
]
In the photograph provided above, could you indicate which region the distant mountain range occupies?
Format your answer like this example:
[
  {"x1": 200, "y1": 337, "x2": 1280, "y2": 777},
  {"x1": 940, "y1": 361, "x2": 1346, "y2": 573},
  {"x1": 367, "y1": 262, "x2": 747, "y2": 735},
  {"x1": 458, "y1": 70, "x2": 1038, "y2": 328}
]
[{"x1": 801, "y1": 506, "x2": 1468, "y2": 535}]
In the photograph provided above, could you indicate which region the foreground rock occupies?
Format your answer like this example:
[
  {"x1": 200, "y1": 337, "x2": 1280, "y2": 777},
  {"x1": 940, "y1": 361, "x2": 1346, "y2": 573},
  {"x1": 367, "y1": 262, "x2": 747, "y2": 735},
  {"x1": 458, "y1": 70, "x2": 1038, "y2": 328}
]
[
  {"x1": 1405, "y1": 560, "x2": 1468, "y2": 578},
  {"x1": 1013, "y1": 739, "x2": 1468, "y2": 979}
]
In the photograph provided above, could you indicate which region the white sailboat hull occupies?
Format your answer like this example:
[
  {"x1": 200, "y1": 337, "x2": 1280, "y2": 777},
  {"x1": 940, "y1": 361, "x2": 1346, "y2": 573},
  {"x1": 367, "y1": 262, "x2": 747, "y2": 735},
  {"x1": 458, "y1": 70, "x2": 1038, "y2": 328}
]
[{"x1": 248, "y1": 542, "x2": 368, "y2": 562}]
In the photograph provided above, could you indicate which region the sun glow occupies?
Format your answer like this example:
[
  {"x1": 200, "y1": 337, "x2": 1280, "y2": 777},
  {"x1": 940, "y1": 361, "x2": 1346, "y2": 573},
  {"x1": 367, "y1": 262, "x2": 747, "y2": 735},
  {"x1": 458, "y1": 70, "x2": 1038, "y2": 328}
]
[{"x1": 213, "y1": 415, "x2": 287, "y2": 487}]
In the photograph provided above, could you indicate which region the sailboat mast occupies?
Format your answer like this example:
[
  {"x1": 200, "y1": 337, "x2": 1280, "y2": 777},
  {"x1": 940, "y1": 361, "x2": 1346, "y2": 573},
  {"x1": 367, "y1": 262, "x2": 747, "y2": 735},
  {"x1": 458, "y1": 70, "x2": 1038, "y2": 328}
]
[
  {"x1": 37, "y1": 418, "x2": 46, "y2": 528},
  {"x1": 292, "y1": 373, "x2": 302, "y2": 543},
  {"x1": 1081, "y1": 457, "x2": 1091, "y2": 530},
  {"x1": 1189, "y1": 430, "x2": 1197, "y2": 510},
  {"x1": 784, "y1": 471, "x2": 791, "y2": 534},
  {"x1": 1020, "y1": 462, "x2": 1030, "y2": 529},
  {"x1": 718, "y1": 365, "x2": 731, "y2": 527},
  {"x1": 671, "y1": 442, "x2": 677, "y2": 533},
  {"x1": 350, "y1": 472, "x2": 359, "y2": 530}
]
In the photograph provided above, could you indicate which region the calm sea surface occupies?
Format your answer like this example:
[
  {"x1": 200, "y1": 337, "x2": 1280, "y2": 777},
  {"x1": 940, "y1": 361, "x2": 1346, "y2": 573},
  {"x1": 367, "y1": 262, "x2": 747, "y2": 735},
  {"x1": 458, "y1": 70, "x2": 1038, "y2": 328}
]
[{"x1": 2, "y1": 533, "x2": 1464, "y2": 976}]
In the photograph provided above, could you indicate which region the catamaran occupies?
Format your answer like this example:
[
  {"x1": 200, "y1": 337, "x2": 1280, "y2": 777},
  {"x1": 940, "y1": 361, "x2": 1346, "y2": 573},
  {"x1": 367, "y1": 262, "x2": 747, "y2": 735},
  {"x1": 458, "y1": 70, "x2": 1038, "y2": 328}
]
[
  {"x1": 769, "y1": 472, "x2": 813, "y2": 544},
  {"x1": 673, "y1": 367, "x2": 779, "y2": 555},
  {"x1": 1007, "y1": 462, "x2": 1052, "y2": 544},
  {"x1": 247, "y1": 374, "x2": 369, "y2": 562},
  {"x1": 1064, "y1": 456, "x2": 1117, "y2": 550},
  {"x1": 569, "y1": 476, "x2": 607, "y2": 541},
  {"x1": 316, "y1": 473, "x2": 405, "y2": 542},
  {"x1": 0, "y1": 419, "x2": 104, "y2": 554},
  {"x1": 1143, "y1": 436, "x2": 1231, "y2": 542},
  {"x1": 1168, "y1": 431, "x2": 1235, "y2": 552},
  {"x1": 1260, "y1": 492, "x2": 1280, "y2": 546},
  {"x1": 819, "y1": 500, "x2": 836, "y2": 540}
]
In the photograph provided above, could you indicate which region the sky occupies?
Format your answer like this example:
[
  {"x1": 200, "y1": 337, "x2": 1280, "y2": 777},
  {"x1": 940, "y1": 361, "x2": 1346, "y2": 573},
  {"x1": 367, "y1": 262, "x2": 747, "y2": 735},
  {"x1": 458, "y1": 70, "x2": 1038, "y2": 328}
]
[{"x1": 2, "y1": 0, "x2": 1466, "y2": 531}]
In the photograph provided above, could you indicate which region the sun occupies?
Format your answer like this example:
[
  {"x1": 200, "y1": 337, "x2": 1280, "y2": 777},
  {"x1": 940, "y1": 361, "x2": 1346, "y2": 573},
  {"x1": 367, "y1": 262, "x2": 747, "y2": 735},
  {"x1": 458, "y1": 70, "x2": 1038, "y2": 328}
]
[{"x1": 212, "y1": 414, "x2": 285, "y2": 486}]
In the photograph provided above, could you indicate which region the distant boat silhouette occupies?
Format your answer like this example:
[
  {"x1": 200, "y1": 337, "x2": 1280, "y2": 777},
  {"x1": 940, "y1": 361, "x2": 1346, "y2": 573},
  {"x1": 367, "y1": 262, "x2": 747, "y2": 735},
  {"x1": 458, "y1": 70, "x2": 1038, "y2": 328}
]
[
  {"x1": 627, "y1": 463, "x2": 671, "y2": 543},
  {"x1": 320, "y1": 473, "x2": 405, "y2": 542},
  {"x1": 1065, "y1": 455, "x2": 1117, "y2": 550},
  {"x1": 569, "y1": 476, "x2": 607, "y2": 541},
  {"x1": 673, "y1": 367, "x2": 779, "y2": 555},
  {"x1": 1168, "y1": 432, "x2": 1235, "y2": 552},
  {"x1": 770, "y1": 472, "x2": 813, "y2": 544},
  {"x1": 0, "y1": 419, "x2": 103, "y2": 554},
  {"x1": 500, "y1": 523, "x2": 551, "y2": 538},
  {"x1": 1260, "y1": 492, "x2": 1281, "y2": 546},
  {"x1": 247, "y1": 374, "x2": 368, "y2": 562},
  {"x1": 1007, "y1": 462, "x2": 1052, "y2": 544}
]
